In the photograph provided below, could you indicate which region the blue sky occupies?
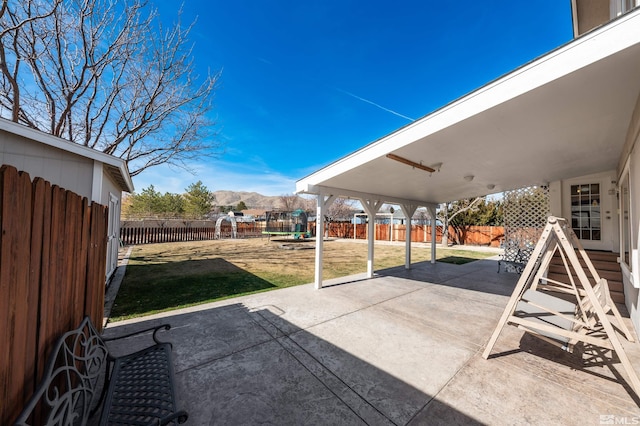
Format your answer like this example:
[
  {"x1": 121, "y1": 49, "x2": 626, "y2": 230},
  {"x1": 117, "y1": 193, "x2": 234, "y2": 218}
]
[{"x1": 135, "y1": 1, "x2": 574, "y2": 196}]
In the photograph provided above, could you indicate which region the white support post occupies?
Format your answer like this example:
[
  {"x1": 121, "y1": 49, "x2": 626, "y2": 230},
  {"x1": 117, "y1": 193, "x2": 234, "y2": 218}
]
[
  {"x1": 361, "y1": 198, "x2": 383, "y2": 278},
  {"x1": 314, "y1": 193, "x2": 336, "y2": 289},
  {"x1": 427, "y1": 205, "x2": 437, "y2": 264},
  {"x1": 367, "y1": 215, "x2": 375, "y2": 277},
  {"x1": 353, "y1": 215, "x2": 356, "y2": 240},
  {"x1": 401, "y1": 204, "x2": 418, "y2": 269},
  {"x1": 390, "y1": 212, "x2": 393, "y2": 242}
]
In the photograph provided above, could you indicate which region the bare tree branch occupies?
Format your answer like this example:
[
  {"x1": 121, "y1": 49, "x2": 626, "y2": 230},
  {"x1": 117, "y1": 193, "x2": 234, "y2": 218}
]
[
  {"x1": 439, "y1": 196, "x2": 484, "y2": 246},
  {"x1": 279, "y1": 194, "x2": 301, "y2": 211},
  {"x1": 0, "y1": 0, "x2": 62, "y2": 122},
  {"x1": 0, "y1": 0, "x2": 221, "y2": 176}
]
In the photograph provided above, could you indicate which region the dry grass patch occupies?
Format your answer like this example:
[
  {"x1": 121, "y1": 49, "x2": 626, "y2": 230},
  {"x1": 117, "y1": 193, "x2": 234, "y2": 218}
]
[{"x1": 111, "y1": 238, "x2": 495, "y2": 321}]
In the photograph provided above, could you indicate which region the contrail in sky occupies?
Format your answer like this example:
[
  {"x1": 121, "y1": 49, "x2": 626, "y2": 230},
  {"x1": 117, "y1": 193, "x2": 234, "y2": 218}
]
[
  {"x1": 256, "y1": 56, "x2": 415, "y2": 122},
  {"x1": 333, "y1": 87, "x2": 415, "y2": 122}
]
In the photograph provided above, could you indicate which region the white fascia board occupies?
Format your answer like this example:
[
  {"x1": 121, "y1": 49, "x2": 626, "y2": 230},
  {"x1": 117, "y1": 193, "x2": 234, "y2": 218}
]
[
  {"x1": 298, "y1": 184, "x2": 439, "y2": 210},
  {"x1": 296, "y1": 9, "x2": 640, "y2": 189},
  {"x1": 570, "y1": 0, "x2": 579, "y2": 38},
  {"x1": 113, "y1": 162, "x2": 135, "y2": 193},
  {"x1": 0, "y1": 118, "x2": 134, "y2": 193},
  {"x1": 91, "y1": 161, "x2": 103, "y2": 204}
]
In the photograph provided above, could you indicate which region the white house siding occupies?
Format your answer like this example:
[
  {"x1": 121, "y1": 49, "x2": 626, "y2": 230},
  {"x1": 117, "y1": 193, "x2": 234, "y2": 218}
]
[
  {"x1": 547, "y1": 90, "x2": 640, "y2": 333},
  {"x1": 551, "y1": 170, "x2": 619, "y2": 252},
  {"x1": 0, "y1": 130, "x2": 93, "y2": 198},
  {"x1": 621, "y1": 91, "x2": 640, "y2": 333}
]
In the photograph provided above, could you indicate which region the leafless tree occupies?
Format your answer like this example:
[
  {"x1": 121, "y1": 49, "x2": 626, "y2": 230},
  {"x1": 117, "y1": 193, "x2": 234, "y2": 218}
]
[
  {"x1": 0, "y1": 0, "x2": 220, "y2": 176},
  {"x1": 325, "y1": 197, "x2": 356, "y2": 238},
  {"x1": 298, "y1": 196, "x2": 316, "y2": 213},
  {"x1": 0, "y1": 0, "x2": 62, "y2": 122},
  {"x1": 279, "y1": 194, "x2": 300, "y2": 211},
  {"x1": 325, "y1": 197, "x2": 355, "y2": 221},
  {"x1": 439, "y1": 197, "x2": 484, "y2": 246}
]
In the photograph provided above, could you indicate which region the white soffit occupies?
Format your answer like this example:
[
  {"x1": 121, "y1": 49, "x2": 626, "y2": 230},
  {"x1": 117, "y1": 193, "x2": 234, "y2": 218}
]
[{"x1": 296, "y1": 10, "x2": 640, "y2": 205}]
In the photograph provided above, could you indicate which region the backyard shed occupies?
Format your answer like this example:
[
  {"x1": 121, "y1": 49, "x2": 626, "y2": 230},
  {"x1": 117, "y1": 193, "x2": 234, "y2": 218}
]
[{"x1": 0, "y1": 118, "x2": 134, "y2": 280}]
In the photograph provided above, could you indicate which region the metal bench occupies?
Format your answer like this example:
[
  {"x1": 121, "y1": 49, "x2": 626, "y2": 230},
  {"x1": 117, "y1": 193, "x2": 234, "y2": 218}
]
[
  {"x1": 14, "y1": 316, "x2": 188, "y2": 426},
  {"x1": 497, "y1": 240, "x2": 534, "y2": 274}
]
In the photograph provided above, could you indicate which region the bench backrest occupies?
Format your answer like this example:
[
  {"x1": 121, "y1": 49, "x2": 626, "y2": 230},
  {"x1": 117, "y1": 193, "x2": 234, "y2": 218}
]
[{"x1": 14, "y1": 317, "x2": 108, "y2": 426}]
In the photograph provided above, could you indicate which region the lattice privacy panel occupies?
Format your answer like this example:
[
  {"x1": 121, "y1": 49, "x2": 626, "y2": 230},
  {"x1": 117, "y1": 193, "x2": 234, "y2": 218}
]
[{"x1": 501, "y1": 186, "x2": 550, "y2": 272}]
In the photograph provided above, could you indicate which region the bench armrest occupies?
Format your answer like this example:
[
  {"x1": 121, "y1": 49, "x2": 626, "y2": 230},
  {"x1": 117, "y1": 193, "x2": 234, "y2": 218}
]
[
  {"x1": 104, "y1": 323, "x2": 172, "y2": 347},
  {"x1": 157, "y1": 410, "x2": 189, "y2": 425}
]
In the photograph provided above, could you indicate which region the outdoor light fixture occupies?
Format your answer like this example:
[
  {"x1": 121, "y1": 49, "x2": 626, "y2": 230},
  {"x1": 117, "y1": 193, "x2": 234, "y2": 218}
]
[
  {"x1": 430, "y1": 162, "x2": 443, "y2": 172},
  {"x1": 386, "y1": 153, "x2": 435, "y2": 173},
  {"x1": 464, "y1": 175, "x2": 474, "y2": 182}
]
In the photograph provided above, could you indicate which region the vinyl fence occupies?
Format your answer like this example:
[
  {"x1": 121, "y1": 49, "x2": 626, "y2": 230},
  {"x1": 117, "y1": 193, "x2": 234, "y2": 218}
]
[{"x1": 0, "y1": 165, "x2": 108, "y2": 425}]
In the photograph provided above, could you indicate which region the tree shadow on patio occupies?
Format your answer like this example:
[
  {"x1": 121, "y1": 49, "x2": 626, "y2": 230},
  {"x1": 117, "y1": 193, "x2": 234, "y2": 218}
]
[{"x1": 104, "y1": 303, "x2": 484, "y2": 425}]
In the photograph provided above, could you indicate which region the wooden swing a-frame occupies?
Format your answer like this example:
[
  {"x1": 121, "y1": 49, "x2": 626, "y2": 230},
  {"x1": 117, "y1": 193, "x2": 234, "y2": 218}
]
[{"x1": 483, "y1": 216, "x2": 640, "y2": 397}]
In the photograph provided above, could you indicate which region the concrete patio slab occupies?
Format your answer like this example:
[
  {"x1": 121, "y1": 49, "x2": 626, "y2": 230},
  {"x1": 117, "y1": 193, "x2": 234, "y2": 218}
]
[
  {"x1": 289, "y1": 305, "x2": 477, "y2": 424},
  {"x1": 413, "y1": 353, "x2": 639, "y2": 425},
  {"x1": 105, "y1": 255, "x2": 640, "y2": 425},
  {"x1": 375, "y1": 283, "x2": 507, "y2": 349},
  {"x1": 177, "y1": 338, "x2": 368, "y2": 425}
]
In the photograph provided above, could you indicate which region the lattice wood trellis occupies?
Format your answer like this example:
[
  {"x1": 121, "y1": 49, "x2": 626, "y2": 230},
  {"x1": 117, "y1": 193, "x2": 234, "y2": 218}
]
[{"x1": 500, "y1": 186, "x2": 550, "y2": 272}]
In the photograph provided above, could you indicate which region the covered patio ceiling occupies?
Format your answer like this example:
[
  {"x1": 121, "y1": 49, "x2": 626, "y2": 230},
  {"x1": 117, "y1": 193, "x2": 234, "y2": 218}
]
[{"x1": 296, "y1": 10, "x2": 640, "y2": 206}]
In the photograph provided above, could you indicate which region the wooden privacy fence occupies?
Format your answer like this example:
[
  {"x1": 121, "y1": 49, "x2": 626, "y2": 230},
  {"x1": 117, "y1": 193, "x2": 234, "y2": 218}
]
[
  {"x1": 121, "y1": 222, "x2": 363, "y2": 244},
  {"x1": 0, "y1": 165, "x2": 108, "y2": 425},
  {"x1": 121, "y1": 226, "x2": 217, "y2": 244},
  {"x1": 121, "y1": 221, "x2": 504, "y2": 247},
  {"x1": 310, "y1": 223, "x2": 504, "y2": 247}
]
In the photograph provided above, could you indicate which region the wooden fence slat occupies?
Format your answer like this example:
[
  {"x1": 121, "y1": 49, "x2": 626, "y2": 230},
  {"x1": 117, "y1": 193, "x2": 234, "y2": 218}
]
[
  {"x1": 86, "y1": 205, "x2": 100, "y2": 326},
  {"x1": 78, "y1": 199, "x2": 91, "y2": 324},
  {"x1": 12, "y1": 169, "x2": 33, "y2": 421},
  {"x1": 68, "y1": 193, "x2": 86, "y2": 330},
  {"x1": 60, "y1": 187, "x2": 75, "y2": 333},
  {"x1": 0, "y1": 167, "x2": 33, "y2": 424},
  {"x1": 36, "y1": 180, "x2": 52, "y2": 390},
  {"x1": 0, "y1": 165, "x2": 109, "y2": 425},
  {"x1": 89, "y1": 204, "x2": 107, "y2": 329},
  {"x1": 45, "y1": 186, "x2": 68, "y2": 348},
  {"x1": 0, "y1": 166, "x2": 12, "y2": 424},
  {"x1": 98, "y1": 205, "x2": 108, "y2": 326},
  {"x1": 25, "y1": 178, "x2": 46, "y2": 403}
]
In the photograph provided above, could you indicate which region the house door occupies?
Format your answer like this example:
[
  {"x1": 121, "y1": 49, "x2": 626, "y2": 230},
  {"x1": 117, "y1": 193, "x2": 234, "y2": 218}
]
[
  {"x1": 106, "y1": 194, "x2": 120, "y2": 280},
  {"x1": 563, "y1": 176, "x2": 615, "y2": 251}
]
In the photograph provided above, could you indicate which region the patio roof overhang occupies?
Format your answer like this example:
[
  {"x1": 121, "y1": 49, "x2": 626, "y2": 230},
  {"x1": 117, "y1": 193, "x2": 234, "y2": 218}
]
[{"x1": 296, "y1": 10, "x2": 640, "y2": 206}]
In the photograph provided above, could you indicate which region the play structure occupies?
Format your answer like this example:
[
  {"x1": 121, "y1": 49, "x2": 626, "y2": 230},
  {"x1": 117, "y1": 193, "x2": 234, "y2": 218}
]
[
  {"x1": 262, "y1": 209, "x2": 310, "y2": 239},
  {"x1": 483, "y1": 216, "x2": 640, "y2": 397},
  {"x1": 214, "y1": 212, "x2": 238, "y2": 239}
]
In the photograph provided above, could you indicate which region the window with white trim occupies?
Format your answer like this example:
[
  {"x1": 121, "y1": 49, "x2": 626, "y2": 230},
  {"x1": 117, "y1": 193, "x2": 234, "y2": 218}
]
[{"x1": 571, "y1": 183, "x2": 601, "y2": 241}]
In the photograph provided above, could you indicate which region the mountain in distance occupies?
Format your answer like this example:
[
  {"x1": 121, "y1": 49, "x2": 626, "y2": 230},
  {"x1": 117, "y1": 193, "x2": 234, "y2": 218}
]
[{"x1": 213, "y1": 190, "x2": 287, "y2": 210}]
